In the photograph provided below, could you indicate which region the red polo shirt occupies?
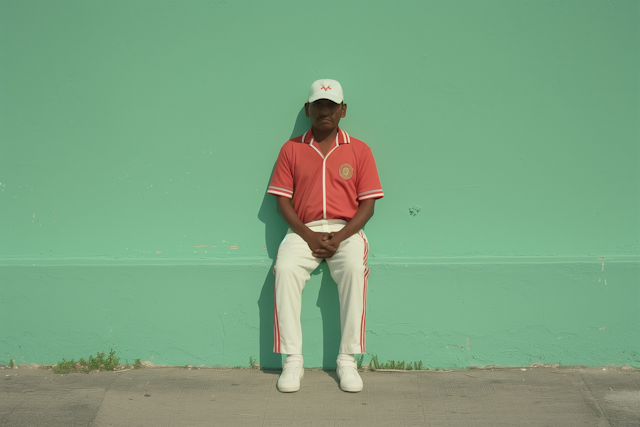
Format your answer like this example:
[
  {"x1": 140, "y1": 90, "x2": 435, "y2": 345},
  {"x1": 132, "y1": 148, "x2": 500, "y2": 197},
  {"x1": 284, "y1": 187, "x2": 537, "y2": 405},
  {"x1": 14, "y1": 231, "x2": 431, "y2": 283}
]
[{"x1": 268, "y1": 127, "x2": 384, "y2": 224}]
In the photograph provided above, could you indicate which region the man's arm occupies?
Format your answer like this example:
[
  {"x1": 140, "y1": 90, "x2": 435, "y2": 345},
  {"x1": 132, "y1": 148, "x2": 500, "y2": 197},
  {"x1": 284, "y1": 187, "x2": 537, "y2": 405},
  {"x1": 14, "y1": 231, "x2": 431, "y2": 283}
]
[
  {"x1": 276, "y1": 196, "x2": 333, "y2": 254},
  {"x1": 312, "y1": 199, "x2": 376, "y2": 258}
]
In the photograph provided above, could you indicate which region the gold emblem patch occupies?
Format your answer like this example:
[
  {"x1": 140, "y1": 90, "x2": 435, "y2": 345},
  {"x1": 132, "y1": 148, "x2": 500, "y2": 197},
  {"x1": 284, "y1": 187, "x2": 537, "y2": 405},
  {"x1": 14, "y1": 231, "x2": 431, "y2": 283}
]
[{"x1": 339, "y1": 163, "x2": 353, "y2": 180}]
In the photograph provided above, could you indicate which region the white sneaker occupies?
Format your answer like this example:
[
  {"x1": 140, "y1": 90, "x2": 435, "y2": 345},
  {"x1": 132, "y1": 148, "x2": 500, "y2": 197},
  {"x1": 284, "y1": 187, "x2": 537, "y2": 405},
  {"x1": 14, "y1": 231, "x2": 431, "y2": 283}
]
[
  {"x1": 336, "y1": 355, "x2": 363, "y2": 392},
  {"x1": 277, "y1": 356, "x2": 304, "y2": 393}
]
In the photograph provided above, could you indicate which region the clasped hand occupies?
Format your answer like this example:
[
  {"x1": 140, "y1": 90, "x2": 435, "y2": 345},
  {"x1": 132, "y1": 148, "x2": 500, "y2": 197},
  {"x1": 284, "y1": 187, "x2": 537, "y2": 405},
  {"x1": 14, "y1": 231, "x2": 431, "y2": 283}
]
[{"x1": 306, "y1": 231, "x2": 341, "y2": 258}]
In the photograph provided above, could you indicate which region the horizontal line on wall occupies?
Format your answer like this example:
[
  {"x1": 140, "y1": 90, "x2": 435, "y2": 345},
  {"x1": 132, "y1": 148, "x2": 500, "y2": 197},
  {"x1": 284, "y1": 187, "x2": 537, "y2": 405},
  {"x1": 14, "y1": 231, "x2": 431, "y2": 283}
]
[{"x1": 0, "y1": 256, "x2": 637, "y2": 267}]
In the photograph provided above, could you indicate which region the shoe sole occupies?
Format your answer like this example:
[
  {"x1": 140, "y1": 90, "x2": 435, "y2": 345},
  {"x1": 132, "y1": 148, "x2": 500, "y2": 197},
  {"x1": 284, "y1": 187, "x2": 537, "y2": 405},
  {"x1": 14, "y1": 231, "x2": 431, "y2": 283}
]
[{"x1": 339, "y1": 385, "x2": 363, "y2": 393}]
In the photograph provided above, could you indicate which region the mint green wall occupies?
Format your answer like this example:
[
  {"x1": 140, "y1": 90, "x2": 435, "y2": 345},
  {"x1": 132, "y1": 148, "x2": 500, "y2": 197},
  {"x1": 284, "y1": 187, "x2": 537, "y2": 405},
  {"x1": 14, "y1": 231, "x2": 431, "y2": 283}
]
[{"x1": 2, "y1": 1, "x2": 639, "y2": 368}]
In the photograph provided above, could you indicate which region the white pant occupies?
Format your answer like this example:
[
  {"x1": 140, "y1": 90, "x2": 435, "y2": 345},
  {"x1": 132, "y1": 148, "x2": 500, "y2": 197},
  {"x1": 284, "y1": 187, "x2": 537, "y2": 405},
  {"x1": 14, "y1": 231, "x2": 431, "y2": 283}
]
[{"x1": 273, "y1": 219, "x2": 370, "y2": 355}]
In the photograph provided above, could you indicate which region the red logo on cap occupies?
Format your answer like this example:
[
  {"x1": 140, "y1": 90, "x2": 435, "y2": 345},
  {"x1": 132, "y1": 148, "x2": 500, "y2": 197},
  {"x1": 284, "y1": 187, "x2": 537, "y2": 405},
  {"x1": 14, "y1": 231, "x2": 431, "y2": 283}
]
[{"x1": 321, "y1": 85, "x2": 331, "y2": 91}]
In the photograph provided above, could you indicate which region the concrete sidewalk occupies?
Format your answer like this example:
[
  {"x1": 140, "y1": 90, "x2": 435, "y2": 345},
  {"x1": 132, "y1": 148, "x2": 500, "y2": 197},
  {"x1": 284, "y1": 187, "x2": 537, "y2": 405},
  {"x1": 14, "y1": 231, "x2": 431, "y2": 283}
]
[{"x1": 1, "y1": 365, "x2": 639, "y2": 427}]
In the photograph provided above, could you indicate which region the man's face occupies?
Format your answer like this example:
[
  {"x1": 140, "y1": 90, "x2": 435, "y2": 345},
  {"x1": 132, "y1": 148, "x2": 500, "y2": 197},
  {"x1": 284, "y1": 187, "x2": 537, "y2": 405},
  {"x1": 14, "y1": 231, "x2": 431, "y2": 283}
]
[{"x1": 305, "y1": 99, "x2": 347, "y2": 132}]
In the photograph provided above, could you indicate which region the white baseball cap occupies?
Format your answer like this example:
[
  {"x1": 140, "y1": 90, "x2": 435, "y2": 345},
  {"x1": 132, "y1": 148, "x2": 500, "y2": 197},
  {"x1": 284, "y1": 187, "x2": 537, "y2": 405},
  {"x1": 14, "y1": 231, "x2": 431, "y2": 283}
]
[{"x1": 308, "y1": 79, "x2": 344, "y2": 104}]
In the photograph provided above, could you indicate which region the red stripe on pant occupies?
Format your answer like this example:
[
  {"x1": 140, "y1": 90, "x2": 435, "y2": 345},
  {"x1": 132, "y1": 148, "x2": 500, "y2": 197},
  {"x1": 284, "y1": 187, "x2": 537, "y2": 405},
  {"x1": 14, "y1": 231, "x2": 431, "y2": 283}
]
[
  {"x1": 359, "y1": 231, "x2": 369, "y2": 353},
  {"x1": 273, "y1": 265, "x2": 280, "y2": 353}
]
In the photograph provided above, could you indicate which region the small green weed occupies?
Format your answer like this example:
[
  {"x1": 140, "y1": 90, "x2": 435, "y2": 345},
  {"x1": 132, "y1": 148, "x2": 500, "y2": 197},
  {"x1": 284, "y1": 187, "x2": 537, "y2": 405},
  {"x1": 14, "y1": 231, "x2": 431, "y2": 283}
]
[
  {"x1": 368, "y1": 355, "x2": 428, "y2": 371},
  {"x1": 369, "y1": 354, "x2": 377, "y2": 371},
  {"x1": 355, "y1": 354, "x2": 364, "y2": 370},
  {"x1": 53, "y1": 358, "x2": 80, "y2": 374},
  {"x1": 249, "y1": 356, "x2": 258, "y2": 369},
  {"x1": 52, "y1": 350, "x2": 137, "y2": 374},
  {"x1": 9, "y1": 359, "x2": 15, "y2": 369}
]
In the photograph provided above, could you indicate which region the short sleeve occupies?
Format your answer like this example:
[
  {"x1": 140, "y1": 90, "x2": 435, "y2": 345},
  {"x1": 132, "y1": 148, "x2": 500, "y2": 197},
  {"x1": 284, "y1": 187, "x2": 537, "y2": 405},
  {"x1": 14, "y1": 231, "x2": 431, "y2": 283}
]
[
  {"x1": 356, "y1": 146, "x2": 384, "y2": 201},
  {"x1": 267, "y1": 143, "x2": 294, "y2": 198}
]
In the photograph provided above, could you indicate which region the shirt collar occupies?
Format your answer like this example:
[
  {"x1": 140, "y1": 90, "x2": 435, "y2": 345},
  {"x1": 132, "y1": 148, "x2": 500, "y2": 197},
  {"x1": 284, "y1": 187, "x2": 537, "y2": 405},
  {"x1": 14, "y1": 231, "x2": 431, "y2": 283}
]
[{"x1": 301, "y1": 127, "x2": 351, "y2": 145}]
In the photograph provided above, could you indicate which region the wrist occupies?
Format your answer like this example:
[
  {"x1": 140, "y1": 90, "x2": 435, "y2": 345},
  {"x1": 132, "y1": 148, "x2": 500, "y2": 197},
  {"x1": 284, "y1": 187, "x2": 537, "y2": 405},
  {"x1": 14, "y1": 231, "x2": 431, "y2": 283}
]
[
  {"x1": 300, "y1": 226, "x2": 315, "y2": 242},
  {"x1": 330, "y1": 231, "x2": 346, "y2": 245}
]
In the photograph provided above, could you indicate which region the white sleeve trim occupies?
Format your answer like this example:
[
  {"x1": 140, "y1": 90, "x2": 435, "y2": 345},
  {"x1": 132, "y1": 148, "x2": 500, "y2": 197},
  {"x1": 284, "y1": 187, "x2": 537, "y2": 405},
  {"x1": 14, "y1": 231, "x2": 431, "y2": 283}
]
[
  {"x1": 358, "y1": 192, "x2": 384, "y2": 201},
  {"x1": 269, "y1": 186, "x2": 293, "y2": 194},
  {"x1": 357, "y1": 189, "x2": 383, "y2": 197},
  {"x1": 267, "y1": 186, "x2": 293, "y2": 198}
]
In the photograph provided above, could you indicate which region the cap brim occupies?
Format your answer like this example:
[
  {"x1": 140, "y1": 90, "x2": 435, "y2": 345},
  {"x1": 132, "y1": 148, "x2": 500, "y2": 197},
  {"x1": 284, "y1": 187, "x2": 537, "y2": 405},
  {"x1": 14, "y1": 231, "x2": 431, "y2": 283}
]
[{"x1": 308, "y1": 93, "x2": 343, "y2": 104}]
